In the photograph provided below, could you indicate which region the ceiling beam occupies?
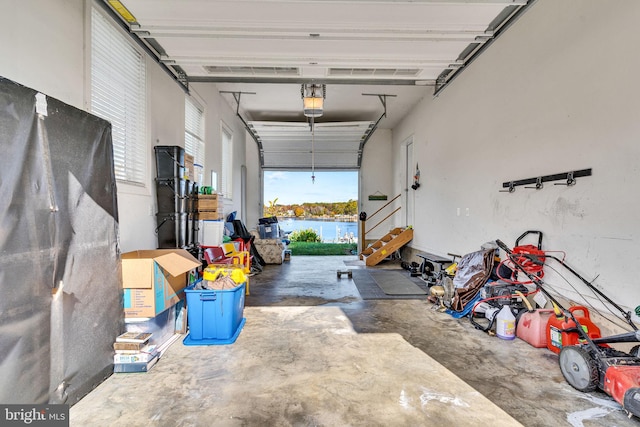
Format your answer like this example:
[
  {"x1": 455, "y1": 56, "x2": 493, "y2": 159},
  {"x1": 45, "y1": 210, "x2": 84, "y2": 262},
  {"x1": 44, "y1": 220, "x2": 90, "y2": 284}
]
[
  {"x1": 435, "y1": 1, "x2": 534, "y2": 94},
  {"x1": 142, "y1": 0, "x2": 526, "y2": 4},
  {"x1": 172, "y1": 55, "x2": 463, "y2": 67},
  {"x1": 190, "y1": 76, "x2": 436, "y2": 85},
  {"x1": 134, "y1": 28, "x2": 490, "y2": 43}
]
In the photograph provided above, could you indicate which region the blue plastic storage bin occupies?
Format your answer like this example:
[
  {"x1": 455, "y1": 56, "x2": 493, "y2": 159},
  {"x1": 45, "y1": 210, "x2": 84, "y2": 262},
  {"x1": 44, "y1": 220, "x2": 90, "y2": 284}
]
[{"x1": 183, "y1": 282, "x2": 245, "y2": 345}]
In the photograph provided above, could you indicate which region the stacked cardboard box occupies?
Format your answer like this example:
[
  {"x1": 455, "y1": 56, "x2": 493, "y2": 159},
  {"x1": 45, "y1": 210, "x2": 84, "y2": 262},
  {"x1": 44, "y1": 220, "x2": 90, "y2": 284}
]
[
  {"x1": 197, "y1": 194, "x2": 224, "y2": 220},
  {"x1": 113, "y1": 332, "x2": 159, "y2": 373}
]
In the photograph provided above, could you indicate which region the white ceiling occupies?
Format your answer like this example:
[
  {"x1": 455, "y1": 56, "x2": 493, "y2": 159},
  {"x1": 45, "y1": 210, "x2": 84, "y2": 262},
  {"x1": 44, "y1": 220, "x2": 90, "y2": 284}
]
[{"x1": 103, "y1": 0, "x2": 531, "y2": 169}]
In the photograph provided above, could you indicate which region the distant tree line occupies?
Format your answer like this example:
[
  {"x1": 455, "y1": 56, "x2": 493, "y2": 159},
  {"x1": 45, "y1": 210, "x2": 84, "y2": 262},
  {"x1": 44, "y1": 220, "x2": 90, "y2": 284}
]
[{"x1": 264, "y1": 199, "x2": 358, "y2": 218}]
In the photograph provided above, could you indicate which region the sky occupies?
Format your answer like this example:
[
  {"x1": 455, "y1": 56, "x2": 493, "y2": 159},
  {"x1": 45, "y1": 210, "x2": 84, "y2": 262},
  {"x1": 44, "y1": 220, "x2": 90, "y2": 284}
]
[{"x1": 264, "y1": 171, "x2": 358, "y2": 205}]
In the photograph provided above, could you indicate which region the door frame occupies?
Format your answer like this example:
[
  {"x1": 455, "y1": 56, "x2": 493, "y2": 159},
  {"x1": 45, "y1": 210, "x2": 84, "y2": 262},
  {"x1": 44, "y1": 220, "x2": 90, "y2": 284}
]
[{"x1": 404, "y1": 137, "x2": 414, "y2": 227}]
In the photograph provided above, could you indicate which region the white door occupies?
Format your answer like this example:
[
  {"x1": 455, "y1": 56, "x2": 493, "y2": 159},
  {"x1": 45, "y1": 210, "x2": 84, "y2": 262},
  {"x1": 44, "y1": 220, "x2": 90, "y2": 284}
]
[{"x1": 405, "y1": 139, "x2": 414, "y2": 227}]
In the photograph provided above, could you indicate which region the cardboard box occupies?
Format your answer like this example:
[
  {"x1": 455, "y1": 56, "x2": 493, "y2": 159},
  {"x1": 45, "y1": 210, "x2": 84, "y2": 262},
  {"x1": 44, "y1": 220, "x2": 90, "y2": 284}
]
[
  {"x1": 113, "y1": 354, "x2": 159, "y2": 373},
  {"x1": 121, "y1": 249, "x2": 201, "y2": 318},
  {"x1": 198, "y1": 211, "x2": 223, "y2": 220},
  {"x1": 113, "y1": 345, "x2": 158, "y2": 364},
  {"x1": 184, "y1": 153, "x2": 194, "y2": 182},
  {"x1": 197, "y1": 194, "x2": 222, "y2": 210}
]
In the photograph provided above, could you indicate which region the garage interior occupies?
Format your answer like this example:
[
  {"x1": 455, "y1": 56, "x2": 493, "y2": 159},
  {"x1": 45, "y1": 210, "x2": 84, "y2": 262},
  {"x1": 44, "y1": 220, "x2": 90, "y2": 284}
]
[{"x1": 2, "y1": 0, "x2": 640, "y2": 426}]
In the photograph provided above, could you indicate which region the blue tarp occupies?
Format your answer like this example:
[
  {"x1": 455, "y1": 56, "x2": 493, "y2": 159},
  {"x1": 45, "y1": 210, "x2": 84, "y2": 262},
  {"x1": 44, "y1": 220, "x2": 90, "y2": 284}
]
[{"x1": 446, "y1": 292, "x2": 483, "y2": 319}]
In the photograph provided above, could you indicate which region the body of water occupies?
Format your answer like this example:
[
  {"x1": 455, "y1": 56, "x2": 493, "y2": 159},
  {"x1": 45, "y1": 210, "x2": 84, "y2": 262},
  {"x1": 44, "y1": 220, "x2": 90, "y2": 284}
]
[{"x1": 278, "y1": 218, "x2": 358, "y2": 243}]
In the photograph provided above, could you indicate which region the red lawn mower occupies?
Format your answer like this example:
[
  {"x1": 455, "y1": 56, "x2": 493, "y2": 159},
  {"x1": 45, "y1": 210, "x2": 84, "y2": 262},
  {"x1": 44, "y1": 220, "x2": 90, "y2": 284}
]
[{"x1": 495, "y1": 238, "x2": 640, "y2": 419}]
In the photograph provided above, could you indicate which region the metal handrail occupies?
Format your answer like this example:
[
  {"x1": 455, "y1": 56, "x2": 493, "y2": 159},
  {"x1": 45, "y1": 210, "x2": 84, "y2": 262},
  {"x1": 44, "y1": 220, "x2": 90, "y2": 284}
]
[
  {"x1": 366, "y1": 193, "x2": 401, "y2": 222},
  {"x1": 360, "y1": 193, "x2": 402, "y2": 253},
  {"x1": 365, "y1": 207, "x2": 401, "y2": 235}
]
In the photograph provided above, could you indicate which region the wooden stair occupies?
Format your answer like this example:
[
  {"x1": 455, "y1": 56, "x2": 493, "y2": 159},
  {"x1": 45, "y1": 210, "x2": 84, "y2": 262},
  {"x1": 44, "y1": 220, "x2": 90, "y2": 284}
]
[{"x1": 359, "y1": 227, "x2": 414, "y2": 266}]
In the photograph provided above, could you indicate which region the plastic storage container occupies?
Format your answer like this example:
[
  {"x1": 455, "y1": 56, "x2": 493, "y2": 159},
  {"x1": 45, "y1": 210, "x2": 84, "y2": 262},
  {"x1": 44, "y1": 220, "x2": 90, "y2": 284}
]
[
  {"x1": 259, "y1": 223, "x2": 280, "y2": 239},
  {"x1": 186, "y1": 181, "x2": 197, "y2": 214},
  {"x1": 546, "y1": 305, "x2": 602, "y2": 354},
  {"x1": 201, "y1": 221, "x2": 224, "y2": 246},
  {"x1": 516, "y1": 309, "x2": 554, "y2": 348},
  {"x1": 193, "y1": 163, "x2": 204, "y2": 185},
  {"x1": 154, "y1": 145, "x2": 185, "y2": 179},
  {"x1": 183, "y1": 282, "x2": 246, "y2": 345},
  {"x1": 156, "y1": 212, "x2": 188, "y2": 248},
  {"x1": 155, "y1": 178, "x2": 187, "y2": 213}
]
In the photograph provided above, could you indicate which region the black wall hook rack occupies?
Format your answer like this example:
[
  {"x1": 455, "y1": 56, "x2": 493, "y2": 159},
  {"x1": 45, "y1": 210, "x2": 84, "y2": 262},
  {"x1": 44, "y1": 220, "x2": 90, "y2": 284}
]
[
  {"x1": 501, "y1": 168, "x2": 591, "y2": 192},
  {"x1": 525, "y1": 176, "x2": 544, "y2": 190}
]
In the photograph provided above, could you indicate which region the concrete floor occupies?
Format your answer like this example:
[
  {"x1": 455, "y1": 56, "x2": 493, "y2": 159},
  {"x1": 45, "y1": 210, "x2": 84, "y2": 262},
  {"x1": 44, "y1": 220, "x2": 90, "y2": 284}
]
[{"x1": 71, "y1": 255, "x2": 639, "y2": 426}]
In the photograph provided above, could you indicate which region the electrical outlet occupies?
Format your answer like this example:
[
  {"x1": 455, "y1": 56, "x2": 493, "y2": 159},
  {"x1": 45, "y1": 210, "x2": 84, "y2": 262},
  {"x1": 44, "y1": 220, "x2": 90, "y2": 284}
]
[
  {"x1": 465, "y1": 207, "x2": 470, "y2": 216},
  {"x1": 456, "y1": 207, "x2": 460, "y2": 216},
  {"x1": 149, "y1": 205, "x2": 154, "y2": 216}
]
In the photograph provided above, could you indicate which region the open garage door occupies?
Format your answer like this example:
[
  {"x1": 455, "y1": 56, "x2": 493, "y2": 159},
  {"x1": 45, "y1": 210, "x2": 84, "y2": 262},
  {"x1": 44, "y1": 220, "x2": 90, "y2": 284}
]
[{"x1": 248, "y1": 121, "x2": 376, "y2": 170}]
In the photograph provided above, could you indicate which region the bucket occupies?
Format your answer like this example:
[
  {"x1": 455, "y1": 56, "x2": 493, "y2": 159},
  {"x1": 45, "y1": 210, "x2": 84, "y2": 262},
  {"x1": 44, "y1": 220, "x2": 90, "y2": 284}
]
[
  {"x1": 546, "y1": 305, "x2": 602, "y2": 354},
  {"x1": 516, "y1": 309, "x2": 554, "y2": 348},
  {"x1": 496, "y1": 305, "x2": 516, "y2": 340}
]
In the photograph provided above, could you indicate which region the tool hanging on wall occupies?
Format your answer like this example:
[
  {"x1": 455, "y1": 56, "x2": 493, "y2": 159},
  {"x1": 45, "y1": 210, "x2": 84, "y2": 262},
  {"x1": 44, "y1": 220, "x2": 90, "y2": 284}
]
[{"x1": 411, "y1": 163, "x2": 421, "y2": 190}]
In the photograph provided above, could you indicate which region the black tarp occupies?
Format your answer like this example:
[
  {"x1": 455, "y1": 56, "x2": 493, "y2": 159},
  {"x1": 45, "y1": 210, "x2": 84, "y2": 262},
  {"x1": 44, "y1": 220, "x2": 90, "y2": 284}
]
[{"x1": 0, "y1": 77, "x2": 122, "y2": 404}]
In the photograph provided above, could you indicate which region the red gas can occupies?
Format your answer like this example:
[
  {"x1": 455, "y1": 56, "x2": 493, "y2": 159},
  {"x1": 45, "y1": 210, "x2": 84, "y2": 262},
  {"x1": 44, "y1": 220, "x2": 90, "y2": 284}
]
[
  {"x1": 517, "y1": 309, "x2": 555, "y2": 348},
  {"x1": 546, "y1": 306, "x2": 602, "y2": 354}
]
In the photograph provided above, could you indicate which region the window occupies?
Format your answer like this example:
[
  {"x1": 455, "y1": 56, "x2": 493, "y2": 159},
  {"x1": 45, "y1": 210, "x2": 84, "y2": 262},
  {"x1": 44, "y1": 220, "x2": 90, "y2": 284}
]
[
  {"x1": 91, "y1": 7, "x2": 147, "y2": 185},
  {"x1": 184, "y1": 97, "x2": 205, "y2": 168},
  {"x1": 221, "y1": 123, "x2": 233, "y2": 199}
]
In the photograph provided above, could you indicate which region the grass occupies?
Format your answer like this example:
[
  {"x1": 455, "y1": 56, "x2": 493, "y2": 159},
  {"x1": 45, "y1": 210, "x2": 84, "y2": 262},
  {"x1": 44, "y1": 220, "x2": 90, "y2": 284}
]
[{"x1": 288, "y1": 242, "x2": 357, "y2": 256}]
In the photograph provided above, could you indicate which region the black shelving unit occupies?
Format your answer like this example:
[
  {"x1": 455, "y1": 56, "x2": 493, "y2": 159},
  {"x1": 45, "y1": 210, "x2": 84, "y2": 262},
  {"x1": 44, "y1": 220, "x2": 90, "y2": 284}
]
[{"x1": 154, "y1": 145, "x2": 191, "y2": 249}]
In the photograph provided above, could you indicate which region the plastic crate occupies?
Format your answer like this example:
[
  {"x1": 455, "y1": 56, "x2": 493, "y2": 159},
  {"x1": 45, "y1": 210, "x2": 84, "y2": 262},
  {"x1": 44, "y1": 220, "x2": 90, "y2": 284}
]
[
  {"x1": 258, "y1": 223, "x2": 279, "y2": 239},
  {"x1": 155, "y1": 178, "x2": 187, "y2": 213},
  {"x1": 183, "y1": 282, "x2": 245, "y2": 345},
  {"x1": 154, "y1": 145, "x2": 184, "y2": 179},
  {"x1": 156, "y1": 212, "x2": 189, "y2": 248}
]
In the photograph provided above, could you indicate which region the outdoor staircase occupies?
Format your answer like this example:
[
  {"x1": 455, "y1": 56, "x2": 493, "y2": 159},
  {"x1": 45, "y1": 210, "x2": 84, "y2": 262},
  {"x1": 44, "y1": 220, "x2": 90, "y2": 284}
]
[{"x1": 359, "y1": 227, "x2": 414, "y2": 267}]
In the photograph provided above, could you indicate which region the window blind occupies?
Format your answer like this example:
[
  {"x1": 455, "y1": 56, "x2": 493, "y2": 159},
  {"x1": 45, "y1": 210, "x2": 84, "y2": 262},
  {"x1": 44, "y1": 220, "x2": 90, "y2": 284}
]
[
  {"x1": 91, "y1": 7, "x2": 147, "y2": 185},
  {"x1": 185, "y1": 97, "x2": 205, "y2": 168}
]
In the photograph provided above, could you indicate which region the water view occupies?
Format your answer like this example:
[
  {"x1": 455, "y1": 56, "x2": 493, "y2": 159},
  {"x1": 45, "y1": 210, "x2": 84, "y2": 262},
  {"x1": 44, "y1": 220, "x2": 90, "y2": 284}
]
[{"x1": 278, "y1": 218, "x2": 358, "y2": 243}]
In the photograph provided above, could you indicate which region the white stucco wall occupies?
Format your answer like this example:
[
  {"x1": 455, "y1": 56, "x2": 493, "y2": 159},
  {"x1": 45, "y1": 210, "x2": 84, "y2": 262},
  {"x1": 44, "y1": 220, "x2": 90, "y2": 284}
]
[
  {"x1": 117, "y1": 59, "x2": 188, "y2": 252},
  {"x1": 244, "y1": 130, "x2": 263, "y2": 231},
  {"x1": 189, "y1": 83, "x2": 248, "y2": 222},
  {"x1": 0, "y1": 0, "x2": 247, "y2": 252},
  {"x1": 360, "y1": 129, "x2": 395, "y2": 241},
  {"x1": 393, "y1": 0, "x2": 640, "y2": 311},
  {"x1": 0, "y1": 0, "x2": 85, "y2": 109}
]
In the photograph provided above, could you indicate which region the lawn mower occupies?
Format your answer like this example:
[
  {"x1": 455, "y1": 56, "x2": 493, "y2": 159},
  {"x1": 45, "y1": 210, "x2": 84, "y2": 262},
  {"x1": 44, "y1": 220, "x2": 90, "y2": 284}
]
[{"x1": 495, "y1": 238, "x2": 640, "y2": 419}]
